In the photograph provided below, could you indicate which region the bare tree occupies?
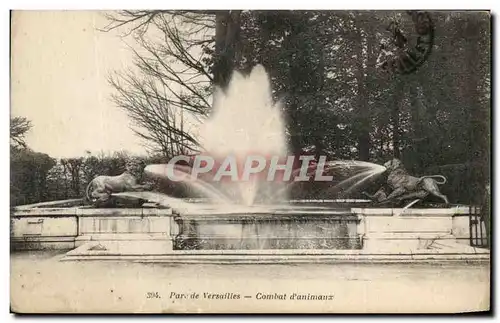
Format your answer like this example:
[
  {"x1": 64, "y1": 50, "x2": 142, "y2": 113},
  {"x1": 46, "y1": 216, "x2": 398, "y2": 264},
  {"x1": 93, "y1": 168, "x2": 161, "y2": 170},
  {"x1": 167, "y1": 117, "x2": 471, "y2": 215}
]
[
  {"x1": 103, "y1": 10, "x2": 242, "y2": 156},
  {"x1": 103, "y1": 11, "x2": 216, "y2": 156},
  {"x1": 10, "y1": 116, "x2": 32, "y2": 149}
]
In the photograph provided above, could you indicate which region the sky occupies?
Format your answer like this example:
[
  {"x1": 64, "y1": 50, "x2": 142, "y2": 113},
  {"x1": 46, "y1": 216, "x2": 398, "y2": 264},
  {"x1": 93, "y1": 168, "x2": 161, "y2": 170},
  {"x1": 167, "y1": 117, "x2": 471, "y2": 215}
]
[{"x1": 11, "y1": 11, "x2": 147, "y2": 158}]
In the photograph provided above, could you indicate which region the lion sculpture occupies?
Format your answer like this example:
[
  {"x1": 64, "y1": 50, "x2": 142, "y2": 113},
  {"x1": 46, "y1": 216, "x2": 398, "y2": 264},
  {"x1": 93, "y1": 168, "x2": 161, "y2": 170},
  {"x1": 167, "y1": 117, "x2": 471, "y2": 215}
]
[
  {"x1": 363, "y1": 158, "x2": 449, "y2": 206},
  {"x1": 85, "y1": 160, "x2": 151, "y2": 207}
]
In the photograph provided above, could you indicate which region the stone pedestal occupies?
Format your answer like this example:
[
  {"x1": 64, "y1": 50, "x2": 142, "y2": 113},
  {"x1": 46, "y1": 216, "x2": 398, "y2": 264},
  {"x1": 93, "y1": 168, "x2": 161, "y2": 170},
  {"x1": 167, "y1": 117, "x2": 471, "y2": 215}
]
[
  {"x1": 452, "y1": 213, "x2": 488, "y2": 246},
  {"x1": 75, "y1": 208, "x2": 175, "y2": 250},
  {"x1": 10, "y1": 207, "x2": 176, "y2": 251},
  {"x1": 11, "y1": 208, "x2": 78, "y2": 250},
  {"x1": 354, "y1": 207, "x2": 473, "y2": 251}
]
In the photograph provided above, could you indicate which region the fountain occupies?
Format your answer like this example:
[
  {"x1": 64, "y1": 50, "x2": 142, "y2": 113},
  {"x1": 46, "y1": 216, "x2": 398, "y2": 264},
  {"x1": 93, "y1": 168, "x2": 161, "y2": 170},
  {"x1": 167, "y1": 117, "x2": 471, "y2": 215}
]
[
  {"x1": 107, "y1": 65, "x2": 387, "y2": 251},
  {"x1": 10, "y1": 65, "x2": 489, "y2": 263}
]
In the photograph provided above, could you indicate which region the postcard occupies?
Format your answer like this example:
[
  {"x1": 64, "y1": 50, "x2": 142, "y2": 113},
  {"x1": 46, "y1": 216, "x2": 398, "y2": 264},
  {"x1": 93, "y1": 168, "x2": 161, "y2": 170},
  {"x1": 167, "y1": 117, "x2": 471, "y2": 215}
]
[{"x1": 10, "y1": 10, "x2": 491, "y2": 314}]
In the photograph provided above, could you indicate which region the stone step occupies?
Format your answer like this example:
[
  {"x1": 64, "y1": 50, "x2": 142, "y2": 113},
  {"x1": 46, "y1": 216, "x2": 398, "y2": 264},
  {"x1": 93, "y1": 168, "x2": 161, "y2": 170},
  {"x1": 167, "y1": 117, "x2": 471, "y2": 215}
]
[
  {"x1": 61, "y1": 252, "x2": 490, "y2": 264},
  {"x1": 62, "y1": 240, "x2": 490, "y2": 264}
]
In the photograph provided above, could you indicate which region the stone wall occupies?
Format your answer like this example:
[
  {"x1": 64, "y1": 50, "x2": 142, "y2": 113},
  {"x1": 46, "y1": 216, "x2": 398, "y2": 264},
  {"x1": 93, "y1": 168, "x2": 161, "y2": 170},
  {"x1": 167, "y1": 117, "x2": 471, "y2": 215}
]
[{"x1": 11, "y1": 206, "x2": 477, "y2": 252}]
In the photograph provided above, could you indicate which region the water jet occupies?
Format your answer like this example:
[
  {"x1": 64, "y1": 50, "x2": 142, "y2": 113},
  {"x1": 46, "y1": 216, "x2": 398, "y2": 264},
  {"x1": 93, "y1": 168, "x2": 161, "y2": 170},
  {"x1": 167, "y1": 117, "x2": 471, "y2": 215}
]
[{"x1": 11, "y1": 65, "x2": 489, "y2": 263}]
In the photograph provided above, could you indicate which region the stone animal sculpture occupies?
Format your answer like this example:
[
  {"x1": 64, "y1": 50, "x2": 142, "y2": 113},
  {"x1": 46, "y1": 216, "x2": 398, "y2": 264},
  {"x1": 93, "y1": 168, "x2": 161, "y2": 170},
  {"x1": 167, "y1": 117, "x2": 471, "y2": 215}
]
[
  {"x1": 362, "y1": 186, "x2": 388, "y2": 203},
  {"x1": 85, "y1": 161, "x2": 151, "y2": 207},
  {"x1": 363, "y1": 158, "x2": 449, "y2": 206}
]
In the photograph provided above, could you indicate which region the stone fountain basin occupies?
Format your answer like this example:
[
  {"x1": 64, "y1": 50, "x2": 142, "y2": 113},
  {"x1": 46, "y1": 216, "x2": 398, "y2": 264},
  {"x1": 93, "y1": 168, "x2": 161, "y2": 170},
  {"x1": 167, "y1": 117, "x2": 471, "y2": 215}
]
[
  {"x1": 171, "y1": 207, "x2": 361, "y2": 250},
  {"x1": 10, "y1": 201, "x2": 488, "y2": 264},
  {"x1": 59, "y1": 204, "x2": 488, "y2": 264}
]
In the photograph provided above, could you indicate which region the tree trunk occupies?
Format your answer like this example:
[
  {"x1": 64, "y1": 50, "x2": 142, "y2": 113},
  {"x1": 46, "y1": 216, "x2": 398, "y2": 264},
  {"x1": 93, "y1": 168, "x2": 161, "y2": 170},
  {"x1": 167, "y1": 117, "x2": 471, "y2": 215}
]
[
  {"x1": 354, "y1": 29, "x2": 370, "y2": 161},
  {"x1": 463, "y1": 16, "x2": 489, "y2": 205},
  {"x1": 392, "y1": 79, "x2": 403, "y2": 158},
  {"x1": 213, "y1": 10, "x2": 241, "y2": 89}
]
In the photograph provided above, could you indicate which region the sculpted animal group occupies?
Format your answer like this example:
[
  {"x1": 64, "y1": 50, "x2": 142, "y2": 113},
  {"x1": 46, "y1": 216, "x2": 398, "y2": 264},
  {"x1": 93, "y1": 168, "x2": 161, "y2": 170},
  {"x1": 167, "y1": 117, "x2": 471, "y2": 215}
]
[
  {"x1": 85, "y1": 160, "x2": 151, "y2": 207},
  {"x1": 363, "y1": 158, "x2": 449, "y2": 206}
]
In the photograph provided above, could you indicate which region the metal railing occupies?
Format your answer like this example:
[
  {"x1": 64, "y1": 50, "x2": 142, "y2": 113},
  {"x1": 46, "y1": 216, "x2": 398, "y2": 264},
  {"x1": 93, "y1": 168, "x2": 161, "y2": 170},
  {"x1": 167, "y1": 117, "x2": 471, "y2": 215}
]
[{"x1": 469, "y1": 205, "x2": 489, "y2": 248}]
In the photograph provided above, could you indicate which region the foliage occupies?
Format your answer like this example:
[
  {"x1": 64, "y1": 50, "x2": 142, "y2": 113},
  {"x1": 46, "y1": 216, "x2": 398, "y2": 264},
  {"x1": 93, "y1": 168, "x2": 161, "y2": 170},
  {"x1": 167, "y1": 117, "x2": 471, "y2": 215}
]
[
  {"x1": 10, "y1": 147, "x2": 56, "y2": 205},
  {"x1": 11, "y1": 149, "x2": 165, "y2": 205},
  {"x1": 10, "y1": 117, "x2": 32, "y2": 149},
  {"x1": 9, "y1": 11, "x2": 490, "y2": 206},
  {"x1": 104, "y1": 11, "x2": 491, "y2": 204}
]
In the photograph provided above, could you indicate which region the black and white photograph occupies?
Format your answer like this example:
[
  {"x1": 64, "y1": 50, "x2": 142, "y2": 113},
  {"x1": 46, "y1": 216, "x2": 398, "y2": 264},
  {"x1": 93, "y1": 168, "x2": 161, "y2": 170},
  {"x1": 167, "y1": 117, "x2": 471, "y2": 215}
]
[{"x1": 9, "y1": 9, "x2": 491, "y2": 314}]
